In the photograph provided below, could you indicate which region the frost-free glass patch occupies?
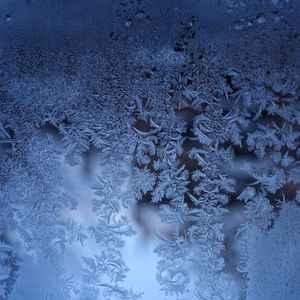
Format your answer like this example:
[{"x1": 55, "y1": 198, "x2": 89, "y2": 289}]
[{"x1": 0, "y1": 0, "x2": 299, "y2": 299}]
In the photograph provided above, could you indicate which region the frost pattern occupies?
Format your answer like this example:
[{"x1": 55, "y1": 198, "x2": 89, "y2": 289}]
[{"x1": 0, "y1": 0, "x2": 299, "y2": 299}]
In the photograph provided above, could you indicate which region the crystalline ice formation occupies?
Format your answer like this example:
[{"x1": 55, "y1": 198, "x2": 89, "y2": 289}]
[{"x1": 0, "y1": 0, "x2": 299, "y2": 299}]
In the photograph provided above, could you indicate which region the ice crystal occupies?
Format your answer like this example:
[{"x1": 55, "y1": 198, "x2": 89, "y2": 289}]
[{"x1": 0, "y1": 0, "x2": 299, "y2": 299}]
